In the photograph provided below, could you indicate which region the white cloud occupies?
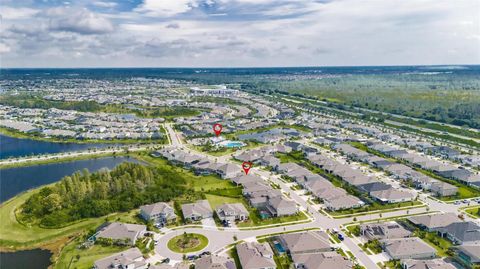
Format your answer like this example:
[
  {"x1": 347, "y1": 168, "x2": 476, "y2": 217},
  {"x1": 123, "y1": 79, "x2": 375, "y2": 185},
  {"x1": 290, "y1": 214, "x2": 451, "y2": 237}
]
[
  {"x1": 1, "y1": 0, "x2": 479, "y2": 67},
  {"x1": 134, "y1": 0, "x2": 200, "y2": 17},
  {"x1": 0, "y1": 43, "x2": 11, "y2": 53},
  {"x1": 0, "y1": 7, "x2": 39, "y2": 20},
  {"x1": 92, "y1": 1, "x2": 118, "y2": 8},
  {"x1": 46, "y1": 7, "x2": 114, "y2": 34}
]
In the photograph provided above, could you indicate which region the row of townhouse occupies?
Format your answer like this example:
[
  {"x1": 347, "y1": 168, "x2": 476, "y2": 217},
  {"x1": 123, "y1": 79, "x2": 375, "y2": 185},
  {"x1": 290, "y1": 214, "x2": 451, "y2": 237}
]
[
  {"x1": 305, "y1": 149, "x2": 416, "y2": 205},
  {"x1": 340, "y1": 121, "x2": 480, "y2": 169},
  {"x1": 332, "y1": 143, "x2": 458, "y2": 197},
  {"x1": 368, "y1": 141, "x2": 480, "y2": 187}
]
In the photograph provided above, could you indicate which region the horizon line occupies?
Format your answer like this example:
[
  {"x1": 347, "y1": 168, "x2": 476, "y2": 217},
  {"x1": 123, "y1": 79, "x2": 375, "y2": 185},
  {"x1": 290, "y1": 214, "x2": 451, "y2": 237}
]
[{"x1": 1, "y1": 64, "x2": 479, "y2": 70}]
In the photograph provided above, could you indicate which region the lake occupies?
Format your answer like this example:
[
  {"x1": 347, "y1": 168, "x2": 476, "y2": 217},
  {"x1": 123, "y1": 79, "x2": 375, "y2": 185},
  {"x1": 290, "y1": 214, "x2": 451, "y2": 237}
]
[
  {"x1": 0, "y1": 249, "x2": 52, "y2": 269},
  {"x1": 0, "y1": 134, "x2": 115, "y2": 159},
  {"x1": 0, "y1": 156, "x2": 139, "y2": 203}
]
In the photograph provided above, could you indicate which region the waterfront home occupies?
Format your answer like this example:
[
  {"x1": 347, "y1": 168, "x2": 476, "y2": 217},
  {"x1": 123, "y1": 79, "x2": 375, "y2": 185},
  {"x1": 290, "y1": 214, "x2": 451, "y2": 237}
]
[
  {"x1": 181, "y1": 200, "x2": 213, "y2": 221},
  {"x1": 93, "y1": 247, "x2": 146, "y2": 269},
  {"x1": 236, "y1": 242, "x2": 276, "y2": 269},
  {"x1": 139, "y1": 202, "x2": 177, "y2": 226},
  {"x1": 96, "y1": 222, "x2": 146, "y2": 245}
]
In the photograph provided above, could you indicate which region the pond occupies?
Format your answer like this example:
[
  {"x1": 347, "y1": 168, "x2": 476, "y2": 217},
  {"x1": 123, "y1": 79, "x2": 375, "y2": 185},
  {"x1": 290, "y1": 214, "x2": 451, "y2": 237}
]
[
  {"x1": 0, "y1": 156, "x2": 139, "y2": 203},
  {"x1": 0, "y1": 249, "x2": 52, "y2": 269},
  {"x1": 0, "y1": 134, "x2": 116, "y2": 159}
]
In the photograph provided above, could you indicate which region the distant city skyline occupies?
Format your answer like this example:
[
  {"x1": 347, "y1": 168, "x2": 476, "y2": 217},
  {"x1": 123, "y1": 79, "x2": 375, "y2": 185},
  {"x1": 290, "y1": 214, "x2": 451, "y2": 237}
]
[{"x1": 1, "y1": 0, "x2": 479, "y2": 68}]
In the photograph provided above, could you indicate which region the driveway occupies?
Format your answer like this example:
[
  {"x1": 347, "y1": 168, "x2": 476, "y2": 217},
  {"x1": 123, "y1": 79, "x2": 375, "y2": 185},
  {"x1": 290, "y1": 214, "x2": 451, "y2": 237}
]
[{"x1": 201, "y1": 217, "x2": 218, "y2": 230}]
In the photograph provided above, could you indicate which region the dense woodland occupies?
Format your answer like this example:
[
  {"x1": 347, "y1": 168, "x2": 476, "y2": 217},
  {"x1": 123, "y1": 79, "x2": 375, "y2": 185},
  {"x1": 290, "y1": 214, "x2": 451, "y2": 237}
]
[
  {"x1": 244, "y1": 74, "x2": 480, "y2": 129},
  {"x1": 20, "y1": 162, "x2": 186, "y2": 227}
]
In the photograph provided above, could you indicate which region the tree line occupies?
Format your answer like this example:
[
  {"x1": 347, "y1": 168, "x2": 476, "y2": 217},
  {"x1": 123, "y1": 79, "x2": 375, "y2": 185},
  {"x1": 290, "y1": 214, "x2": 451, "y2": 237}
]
[{"x1": 20, "y1": 162, "x2": 186, "y2": 227}]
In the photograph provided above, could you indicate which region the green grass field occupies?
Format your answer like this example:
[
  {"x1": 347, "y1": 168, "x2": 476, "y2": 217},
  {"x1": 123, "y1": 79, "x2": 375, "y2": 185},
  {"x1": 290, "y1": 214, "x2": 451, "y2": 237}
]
[
  {"x1": 53, "y1": 239, "x2": 127, "y2": 269},
  {"x1": 205, "y1": 194, "x2": 245, "y2": 209},
  {"x1": 0, "y1": 189, "x2": 102, "y2": 249}
]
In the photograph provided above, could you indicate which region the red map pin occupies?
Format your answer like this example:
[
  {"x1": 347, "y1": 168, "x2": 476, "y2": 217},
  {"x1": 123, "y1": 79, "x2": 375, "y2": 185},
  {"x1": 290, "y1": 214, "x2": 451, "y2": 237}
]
[
  {"x1": 242, "y1": 161, "x2": 253, "y2": 175},
  {"x1": 213, "y1": 123, "x2": 223, "y2": 137}
]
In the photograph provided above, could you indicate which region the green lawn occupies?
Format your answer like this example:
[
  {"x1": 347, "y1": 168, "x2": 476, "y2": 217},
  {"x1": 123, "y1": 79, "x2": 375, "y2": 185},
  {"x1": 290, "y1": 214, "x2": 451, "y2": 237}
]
[
  {"x1": 236, "y1": 210, "x2": 309, "y2": 228},
  {"x1": 0, "y1": 188, "x2": 103, "y2": 249},
  {"x1": 205, "y1": 194, "x2": 246, "y2": 209},
  {"x1": 363, "y1": 240, "x2": 382, "y2": 254},
  {"x1": 167, "y1": 233, "x2": 209, "y2": 253},
  {"x1": 464, "y1": 206, "x2": 480, "y2": 218},
  {"x1": 135, "y1": 154, "x2": 236, "y2": 192},
  {"x1": 228, "y1": 247, "x2": 242, "y2": 269},
  {"x1": 54, "y1": 238, "x2": 127, "y2": 269},
  {"x1": 412, "y1": 230, "x2": 453, "y2": 257},
  {"x1": 328, "y1": 201, "x2": 423, "y2": 216},
  {"x1": 346, "y1": 225, "x2": 361, "y2": 237}
]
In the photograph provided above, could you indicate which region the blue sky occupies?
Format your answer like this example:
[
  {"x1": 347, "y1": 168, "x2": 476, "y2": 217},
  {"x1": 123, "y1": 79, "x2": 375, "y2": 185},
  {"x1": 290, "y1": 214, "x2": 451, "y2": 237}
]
[{"x1": 1, "y1": 0, "x2": 479, "y2": 67}]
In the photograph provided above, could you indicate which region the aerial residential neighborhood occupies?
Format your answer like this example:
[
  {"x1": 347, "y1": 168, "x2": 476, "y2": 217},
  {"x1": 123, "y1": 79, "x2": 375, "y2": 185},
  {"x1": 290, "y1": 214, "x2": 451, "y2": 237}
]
[
  {"x1": 1, "y1": 77, "x2": 479, "y2": 269},
  {"x1": 1, "y1": 1, "x2": 479, "y2": 269}
]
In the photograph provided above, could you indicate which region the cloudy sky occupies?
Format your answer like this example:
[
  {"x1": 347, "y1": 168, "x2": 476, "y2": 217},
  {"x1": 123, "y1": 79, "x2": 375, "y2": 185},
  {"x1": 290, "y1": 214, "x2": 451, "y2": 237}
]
[{"x1": 1, "y1": 0, "x2": 479, "y2": 67}]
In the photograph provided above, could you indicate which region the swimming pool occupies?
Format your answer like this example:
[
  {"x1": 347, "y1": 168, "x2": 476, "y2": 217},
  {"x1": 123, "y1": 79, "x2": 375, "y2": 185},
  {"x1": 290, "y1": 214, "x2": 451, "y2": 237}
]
[{"x1": 219, "y1": 140, "x2": 246, "y2": 148}]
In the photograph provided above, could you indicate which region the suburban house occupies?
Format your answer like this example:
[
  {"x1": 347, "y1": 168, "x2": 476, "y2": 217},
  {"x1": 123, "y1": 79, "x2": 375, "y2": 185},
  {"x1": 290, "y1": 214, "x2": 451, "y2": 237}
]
[
  {"x1": 139, "y1": 202, "x2": 177, "y2": 226},
  {"x1": 323, "y1": 195, "x2": 364, "y2": 211},
  {"x1": 94, "y1": 248, "x2": 146, "y2": 269},
  {"x1": 215, "y1": 203, "x2": 249, "y2": 222},
  {"x1": 382, "y1": 237, "x2": 436, "y2": 259},
  {"x1": 181, "y1": 200, "x2": 213, "y2": 221},
  {"x1": 96, "y1": 222, "x2": 146, "y2": 245},
  {"x1": 401, "y1": 259, "x2": 455, "y2": 269},
  {"x1": 408, "y1": 213, "x2": 460, "y2": 232},
  {"x1": 369, "y1": 188, "x2": 416, "y2": 204},
  {"x1": 455, "y1": 242, "x2": 480, "y2": 269},
  {"x1": 195, "y1": 255, "x2": 237, "y2": 269},
  {"x1": 360, "y1": 222, "x2": 411, "y2": 240},
  {"x1": 232, "y1": 174, "x2": 261, "y2": 186},
  {"x1": 437, "y1": 221, "x2": 480, "y2": 245},
  {"x1": 236, "y1": 242, "x2": 276, "y2": 269},
  {"x1": 150, "y1": 263, "x2": 190, "y2": 269},
  {"x1": 430, "y1": 181, "x2": 458, "y2": 197},
  {"x1": 266, "y1": 196, "x2": 297, "y2": 217},
  {"x1": 277, "y1": 231, "x2": 331, "y2": 255},
  {"x1": 291, "y1": 252, "x2": 353, "y2": 269},
  {"x1": 217, "y1": 163, "x2": 242, "y2": 179}
]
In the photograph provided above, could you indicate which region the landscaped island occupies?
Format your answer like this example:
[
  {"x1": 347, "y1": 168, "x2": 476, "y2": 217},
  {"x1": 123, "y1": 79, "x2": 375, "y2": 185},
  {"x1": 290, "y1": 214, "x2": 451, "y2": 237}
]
[{"x1": 167, "y1": 233, "x2": 209, "y2": 253}]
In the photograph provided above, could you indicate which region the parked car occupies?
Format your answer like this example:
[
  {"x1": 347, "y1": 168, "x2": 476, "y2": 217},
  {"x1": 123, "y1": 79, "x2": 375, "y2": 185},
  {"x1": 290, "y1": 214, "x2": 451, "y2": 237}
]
[
  {"x1": 187, "y1": 255, "x2": 198, "y2": 260},
  {"x1": 337, "y1": 234, "x2": 344, "y2": 241}
]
